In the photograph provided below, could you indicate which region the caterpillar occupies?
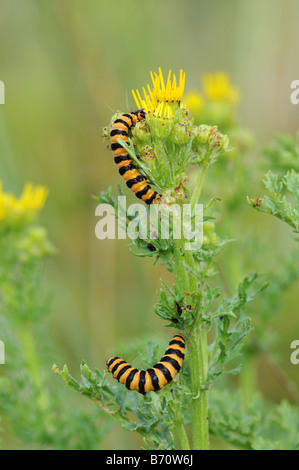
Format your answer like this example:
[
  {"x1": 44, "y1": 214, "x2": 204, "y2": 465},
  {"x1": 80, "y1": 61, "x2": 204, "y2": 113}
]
[
  {"x1": 110, "y1": 110, "x2": 161, "y2": 205},
  {"x1": 106, "y1": 333, "x2": 185, "y2": 395}
]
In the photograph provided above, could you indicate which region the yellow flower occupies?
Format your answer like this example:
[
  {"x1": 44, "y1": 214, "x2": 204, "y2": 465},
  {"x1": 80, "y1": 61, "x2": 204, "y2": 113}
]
[
  {"x1": 184, "y1": 90, "x2": 205, "y2": 114},
  {"x1": 202, "y1": 72, "x2": 239, "y2": 103},
  {"x1": 19, "y1": 183, "x2": 48, "y2": 212},
  {"x1": 0, "y1": 181, "x2": 48, "y2": 227},
  {"x1": 132, "y1": 67, "x2": 186, "y2": 119},
  {"x1": 0, "y1": 183, "x2": 5, "y2": 221}
]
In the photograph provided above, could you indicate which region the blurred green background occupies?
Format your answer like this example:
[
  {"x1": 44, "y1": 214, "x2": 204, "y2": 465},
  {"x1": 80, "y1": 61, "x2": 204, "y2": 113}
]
[{"x1": 0, "y1": 0, "x2": 298, "y2": 449}]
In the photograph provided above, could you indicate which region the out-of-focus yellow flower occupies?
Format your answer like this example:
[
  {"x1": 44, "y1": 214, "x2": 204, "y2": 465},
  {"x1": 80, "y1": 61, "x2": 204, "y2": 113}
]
[
  {"x1": 183, "y1": 72, "x2": 240, "y2": 133},
  {"x1": 184, "y1": 90, "x2": 205, "y2": 114},
  {"x1": 132, "y1": 67, "x2": 185, "y2": 119},
  {"x1": 18, "y1": 183, "x2": 48, "y2": 212},
  {"x1": 0, "y1": 184, "x2": 5, "y2": 222},
  {"x1": 0, "y1": 181, "x2": 48, "y2": 227},
  {"x1": 202, "y1": 72, "x2": 239, "y2": 103}
]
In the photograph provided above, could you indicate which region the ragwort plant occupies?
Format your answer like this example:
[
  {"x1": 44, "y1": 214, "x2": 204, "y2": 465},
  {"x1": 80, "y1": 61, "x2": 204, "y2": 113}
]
[
  {"x1": 0, "y1": 183, "x2": 109, "y2": 449},
  {"x1": 54, "y1": 69, "x2": 299, "y2": 450}
]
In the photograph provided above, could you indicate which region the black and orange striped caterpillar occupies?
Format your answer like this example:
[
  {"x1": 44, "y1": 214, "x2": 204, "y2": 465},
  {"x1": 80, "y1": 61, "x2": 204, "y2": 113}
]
[
  {"x1": 110, "y1": 110, "x2": 161, "y2": 205},
  {"x1": 106, "y1": 333, "x2": 185, "y2": 395}
]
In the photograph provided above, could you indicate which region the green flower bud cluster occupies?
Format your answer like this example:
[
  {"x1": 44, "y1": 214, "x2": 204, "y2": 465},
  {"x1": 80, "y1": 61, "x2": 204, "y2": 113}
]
[
  {"x1": 191, "y1": 125, "x2": 229, "y2": 165},
  {"x1": 202, "y1": 221, "x2": 220, "y2": 247},
  {"x1": 132, "y1": 119, "x2": 152, "y2": 146},
  {"x1": 171, "y1": 110, "x2": 193, "y2": 146},
  {"x1": 131, "y1": 120, "x2": 156, "y2": 164},
  {"x1": 105, "y1": 105, "x2": 229, "y2": 204},
  {"x1": 130, "y1": 107, "x2": 194, "y2": 195},
  {"x1": 16, "y1": 227, "x2": 56, "y2": 263},
  {"x1": 146, "y1": 113, "x2": 174, "y2": 140}
]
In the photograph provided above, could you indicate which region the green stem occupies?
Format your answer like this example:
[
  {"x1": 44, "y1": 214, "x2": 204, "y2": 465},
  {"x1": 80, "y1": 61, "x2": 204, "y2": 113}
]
[
  {"x1": 172, "y1": 209, "x2": 191, "y2": 293},
  {"x1": 190, "y1": 160, "x2": 209, "y2": 212},
  {"x1": 154, "y1": 140, "x2": 170, "y2": 189},
  {"x1": 172, "y1": 203, "x2": 209, "y2": 450},
  {"x1": 175, "y1": 420, "x2": 191, "y2": 450},
  {"x1": 172, "y1": 201, "x2": 198, "y2": 293},
  {"x1": 187, "y1": 326, "x2": 209, "y2": 450},
  {"x1": 19, "y1": 324, "x2": 55, "y2": 433}
]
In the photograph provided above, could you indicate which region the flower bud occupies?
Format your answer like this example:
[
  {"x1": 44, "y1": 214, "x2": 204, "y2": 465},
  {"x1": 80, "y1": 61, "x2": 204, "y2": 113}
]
[
  {"x1": 101, "y1": 126, "x2": 112, "y2": 148},
  {"x1": 139, "y1": 145, "x2": 156, "y2": 162},
  {"x1": 192, "y1": 125, "x2": 229, "y2": 163},
  {"x1": 147, "y1": 113, "x2": 174, "y2": 140},
  {"x1": 192, "y1": 124, "x2": 212, "y2": 146},
  {"x1": 171, "y1": 121, "x2": 192, "y2": 145},
  {"x1": 210, "y1": 131, "x2": 229, "y2": 151},
  {"x1": 132, "y1": 120, "x2": 152, "y2": 146},
  {"x1": 16, "y1": 227, "x2": 56, "y2": 263},
  {"x1": 202, "y1": 222, "x2": 220, "y2": 247}
]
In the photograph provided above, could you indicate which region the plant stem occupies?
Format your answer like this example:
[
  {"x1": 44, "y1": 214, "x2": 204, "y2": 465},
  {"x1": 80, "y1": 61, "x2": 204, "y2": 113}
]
[
  {"x1": 190, "y1": 160, "x2": 209, "y2": 212},
  {"x1": 175, "y1": 420, "x2": 191, "y2": 450},
  {"x1": 173, "y1": 233, "x2": 190, "y2": 292},
  {"x1": 172, "y1": 202, "x2": 210, "y2": 450},
  {"x1": 19, "y1": 324, "x2": 55, "y2": 434},
  {"x1": 172, "y1": 200, "x2": 198, "y2": 292},
  {"x1": 187, "y1": 326, "x2": 209, "y2": 450}
]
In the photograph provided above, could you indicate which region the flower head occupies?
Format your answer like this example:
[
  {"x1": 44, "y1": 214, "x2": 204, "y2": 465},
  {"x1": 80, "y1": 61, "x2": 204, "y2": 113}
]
[
  {"x1": 202, "y1": 72, "x2": 239, "y2": 103},
  {"x1": 0, "y1": 186, "x2": 5, "y2": 222},
  {"x1": 184, "y1": 90, "x2": 205, "y2": 114},
  {"x1": 132, "y1": 67, "x2": 185, "y2": 119},
  {"x1": 0, "y1": 181, "x2": 48, "y2": 228}
]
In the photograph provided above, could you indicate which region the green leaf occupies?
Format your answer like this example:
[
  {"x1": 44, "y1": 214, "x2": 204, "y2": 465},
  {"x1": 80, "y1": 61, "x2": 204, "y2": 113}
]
[{"x1": 248, "y1": 170, "x2": 299, "y2": 236}]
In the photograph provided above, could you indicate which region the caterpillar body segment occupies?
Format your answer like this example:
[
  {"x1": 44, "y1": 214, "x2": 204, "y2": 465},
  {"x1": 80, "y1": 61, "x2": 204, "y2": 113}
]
[
  {"x1": 106, "y1": 334, "x2": 185, "y2": 395},
  {"x1": 110, "y1": 110, "x2": 161, "y2": 205}
]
